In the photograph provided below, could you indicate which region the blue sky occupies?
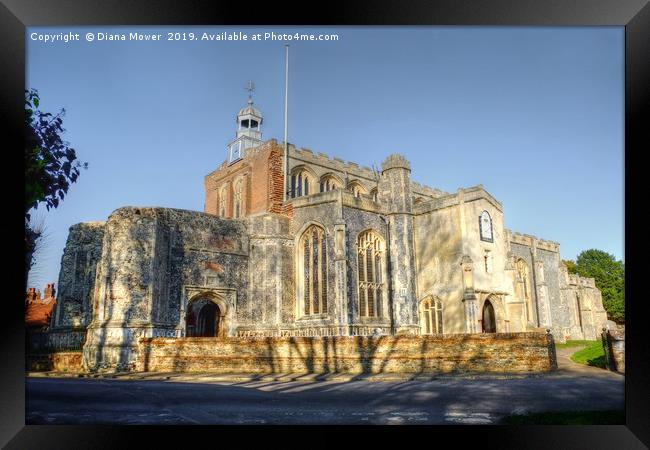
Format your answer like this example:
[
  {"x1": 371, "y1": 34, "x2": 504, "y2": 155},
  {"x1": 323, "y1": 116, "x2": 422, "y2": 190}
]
[{"x1": 26, "y1": 26, "x2": 624, "y2": 289}]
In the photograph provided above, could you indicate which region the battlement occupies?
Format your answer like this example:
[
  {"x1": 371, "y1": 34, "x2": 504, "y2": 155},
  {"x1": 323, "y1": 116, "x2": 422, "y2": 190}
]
[
  {"x1": 460, "y1": 185, "x2": 503, "y2": 211},
  {"x1": 340, "y1": 190, "x2": 384, "y2": 213},
  {"x1": 209, "y1": 139, "x2": 452, "y2": 202},
  {"x1": 413, "y1": 185, "x2": 503, "y2": 215},
  {"x1": 289, "y1": 189, "x2": 341, "y2": 210},
  {"x1": 506, "y1": 230, "x2": 560, "y2": 253},
  {"x1": 290, "y1": 145, "x2": 378, "y2": 182},
  {"x1": 411, "y1": 181, "x2": 447, "y2": 198},
  {"x1": 567, "y1": 274, "x2": 597, "y2": 288},
  {"x1": 289, "y1": 189, "x2": 385, "y2": 215}
]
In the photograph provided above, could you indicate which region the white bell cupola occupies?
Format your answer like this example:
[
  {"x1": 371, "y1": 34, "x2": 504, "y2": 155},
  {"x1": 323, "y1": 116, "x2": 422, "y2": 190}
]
[{"x1": 227, "y1": 81, "x2": 263, "y2": 163}]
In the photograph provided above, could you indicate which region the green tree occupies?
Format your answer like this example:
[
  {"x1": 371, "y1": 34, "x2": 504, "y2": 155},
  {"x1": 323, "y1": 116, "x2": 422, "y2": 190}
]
[
  {"x1": 25, "y1": 89, "x2": 87, "y2": 287},
  {"x1": 573, "y1": 249, "x2": 625, "y2": 324},
  {"x1": 563, "y1": 259, "x2": 578, "y2": 274}
]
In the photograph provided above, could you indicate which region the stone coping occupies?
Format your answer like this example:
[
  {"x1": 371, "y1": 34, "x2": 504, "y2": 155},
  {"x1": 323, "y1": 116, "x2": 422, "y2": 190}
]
[{"x1": 26, "y1": 371, "x2": 550, "y2": 382}]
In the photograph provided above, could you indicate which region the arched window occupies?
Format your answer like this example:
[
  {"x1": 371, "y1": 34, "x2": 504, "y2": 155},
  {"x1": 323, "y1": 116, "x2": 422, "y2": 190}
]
[
  {"x1": 419, "y1": 297, "x2": 443, "y2": 334},
  {"x1": 357, "y1": 230, "x2": 385, "y2": 317},
  {"x1": 348, "y1": 181, "x2": 366, "y2": 198},
  {"x1": 218, "y1": 185, "x2": 228, "y2": 217},
  {"x1": 516, "y1": 259, "x2": 532, "y2": 321},
  {"x1": 233, "y1": 179, "x2": 243, "y2": 218},
  {"x1": 298, "y1": 225, "x2": 327, "y2": 315},
  {"x1": 370, "y1": 188, "x2": 378, "y2": 202},
  {"x1": 479, "y1": 210, "x2": 493, "y2": 242},
  {"x1": 319, "y1": 175, "x2": 341, "y2": 193},
  {"x1": 291, "y1": 170, "x2": 312, "y2": 198}
]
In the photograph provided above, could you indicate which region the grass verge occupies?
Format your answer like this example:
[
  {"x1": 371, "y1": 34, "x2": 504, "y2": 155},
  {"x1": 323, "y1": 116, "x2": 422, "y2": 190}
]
[
  {"x1": 501, "y1": 410, "x2": 624, "y2": 425},
  {"x1": 570, "y1": 340, "x2": 607, "y2": 369},
  {"x1": 554, "y1": 340, "x2": 593, "y2": 349}
]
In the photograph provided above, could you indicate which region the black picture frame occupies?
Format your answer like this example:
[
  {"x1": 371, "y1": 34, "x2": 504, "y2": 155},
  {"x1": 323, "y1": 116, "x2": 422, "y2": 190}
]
[{"x1": 3, "y1": 0, "x2": 647, "y2": 448}]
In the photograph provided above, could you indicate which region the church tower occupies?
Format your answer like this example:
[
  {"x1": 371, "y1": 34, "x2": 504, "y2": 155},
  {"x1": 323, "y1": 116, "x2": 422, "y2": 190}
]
[{"x1": 227, "y1": 81, "x2": 263, "y2": 164}]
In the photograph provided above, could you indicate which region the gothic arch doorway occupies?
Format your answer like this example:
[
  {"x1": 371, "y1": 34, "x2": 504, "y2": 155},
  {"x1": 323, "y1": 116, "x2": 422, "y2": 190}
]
[
  {"x1": 186, "y1": 297, "x2": 223, "y2": 337},
  {"x1": 482, "y1": 299, "x2": 497, "y2": 333}
]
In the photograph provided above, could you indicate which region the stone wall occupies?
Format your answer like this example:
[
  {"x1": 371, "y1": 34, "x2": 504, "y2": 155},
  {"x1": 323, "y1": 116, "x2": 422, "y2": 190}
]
[
  {"x1": 52, "y1": 222, "x2": 105, "y2": 329},
  {"x1": 82, "y1": 206, "x2": 250, "y2": 371},
  {"x1": 566, "y1": 275, "x2": 608, "y2": 340},
  {"x1": 242, "y1": 214, "x2": 293, "y2": 332},
  {"x1": 135, "y1": 333, "x2": 556, "y2": 374},
  {"x1": 27, "y1": 351, "x2": 83, "y2": 372},
  {"x1": 602, "y1": 328, "x2": 625, "y2": 373},
  {"x1": 341, "y1": 203, "x2": 391, "y2": 331},
  {"x1": 287, "y1": 189, "x2": 394, "y2": 336},
  {"x1": 508, "y1": 232, "x2": 568, "y2": 340},
  {"x1": 413, "y1": 193, "x2": 465, "y2": 334}
]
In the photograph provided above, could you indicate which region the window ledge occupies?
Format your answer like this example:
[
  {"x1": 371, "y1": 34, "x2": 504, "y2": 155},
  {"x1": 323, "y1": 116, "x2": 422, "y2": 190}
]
[{"x1": 297, "y1": 314, "x2": 329, "y2": 321}]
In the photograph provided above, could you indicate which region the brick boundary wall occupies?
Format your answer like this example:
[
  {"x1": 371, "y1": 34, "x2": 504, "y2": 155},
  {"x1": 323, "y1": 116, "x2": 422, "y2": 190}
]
[
  {"x1": 26, "y1": 351, "x2": 83, "y2": 372},
  {"x1": 135, "y1": 333, "x2": 557, "y2": 374}
]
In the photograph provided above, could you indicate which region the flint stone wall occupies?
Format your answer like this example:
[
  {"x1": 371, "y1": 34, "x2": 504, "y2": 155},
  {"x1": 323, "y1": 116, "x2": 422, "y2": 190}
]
[
  {"x1": 602, "y1": 329, "x2": 625, "y2": 373},
  {"x1": 83, "y1": 206, "x2": 250, "y2": 371},
  {"x1": 52, "y1": 222, "x2": 105, "y2": 329},
  {"x1": 136, "y1": 333, "x2": 556, "y2": 374},
  {"x1": 43, "y1": 329, "x2": 86, "y2": 351}
]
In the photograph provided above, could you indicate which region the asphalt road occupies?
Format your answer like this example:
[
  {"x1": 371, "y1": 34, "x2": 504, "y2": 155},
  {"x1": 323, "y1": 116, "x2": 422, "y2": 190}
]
[{"x1": 26, "y1": 349, "x2": 624, "y2": 425}]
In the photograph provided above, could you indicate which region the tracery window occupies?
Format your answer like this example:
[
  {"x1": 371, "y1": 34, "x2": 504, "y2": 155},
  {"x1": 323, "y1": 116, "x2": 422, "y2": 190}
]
[
  {"x1": 320, "y1": 175, "x2": 341, "y2": 193},
  {"x1": 291, "y1": 170, "x2": 311, "y2": 198},
  {"x1": 419, "y1": 297, "x2": 443, "y2": 334},
  {"x1": 348, "y1": 181, "x2": 366, "y2": 198},
  {"x1": 357, "y1": 230, "x2": 385, "y2": 317},
  {"x1": 233, "y1": 179, "x2": 243, "y2": 218},
  {"x1": 299, "y1": 225, "x2": 327, "y2": 315},
  {"x1": 218, "y1": 185, "x2": 228, "y2": 217},
  {"x1": 516, "y1": 259, "x2": 532, "y2": 320}
]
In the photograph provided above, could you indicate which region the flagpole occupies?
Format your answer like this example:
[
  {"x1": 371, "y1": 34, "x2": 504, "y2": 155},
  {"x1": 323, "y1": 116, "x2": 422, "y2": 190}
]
[{"x1": 283, "y1": 44, "x2": 289, "y2": 202}]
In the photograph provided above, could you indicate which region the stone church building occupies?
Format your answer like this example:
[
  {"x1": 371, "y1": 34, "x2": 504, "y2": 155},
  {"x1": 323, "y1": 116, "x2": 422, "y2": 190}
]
[{"x1": 48, "y1": 95, "x2": 608, "y2": 371}]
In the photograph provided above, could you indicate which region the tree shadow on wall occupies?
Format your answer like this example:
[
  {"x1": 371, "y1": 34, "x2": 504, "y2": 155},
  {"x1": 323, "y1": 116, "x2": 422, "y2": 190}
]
[{"x1": 92, "y1": 233, "x2": 116, "y2": 373}]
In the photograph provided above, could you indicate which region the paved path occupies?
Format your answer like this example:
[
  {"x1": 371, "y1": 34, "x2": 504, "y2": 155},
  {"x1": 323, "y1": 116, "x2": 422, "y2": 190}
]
[{"x1": 26, "y1": 347, "x2": 624, "y2": 425}]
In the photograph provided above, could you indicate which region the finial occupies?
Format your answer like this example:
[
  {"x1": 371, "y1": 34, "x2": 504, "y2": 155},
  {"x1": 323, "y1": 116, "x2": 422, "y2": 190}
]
[{"x1": 245, "y1": 80, "x2": 255, "y2": 105}]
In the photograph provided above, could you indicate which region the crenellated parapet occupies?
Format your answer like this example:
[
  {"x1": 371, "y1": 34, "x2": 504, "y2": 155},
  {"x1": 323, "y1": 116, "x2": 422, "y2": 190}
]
[
  {"x1": 506, "y1": 230, "x2": 560, "y2": 253},
  {"x1": 567, "y1": 274, "x2": 597, "y2": 289},
  {"x1": 290, "y1": 145, "x2": 378, "y2": 181},
  {"x1": 411, "y1": 181, "x2": 448, "y2": 199},
  {"x1": 413, "y1": 185, "x2": 503, "y2": 215}
]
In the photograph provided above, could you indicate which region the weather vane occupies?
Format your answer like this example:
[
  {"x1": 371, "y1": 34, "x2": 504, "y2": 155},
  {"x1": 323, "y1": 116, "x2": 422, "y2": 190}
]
[{"x1": 245, "y1": 80, "x2": 255, "y2": 104}]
